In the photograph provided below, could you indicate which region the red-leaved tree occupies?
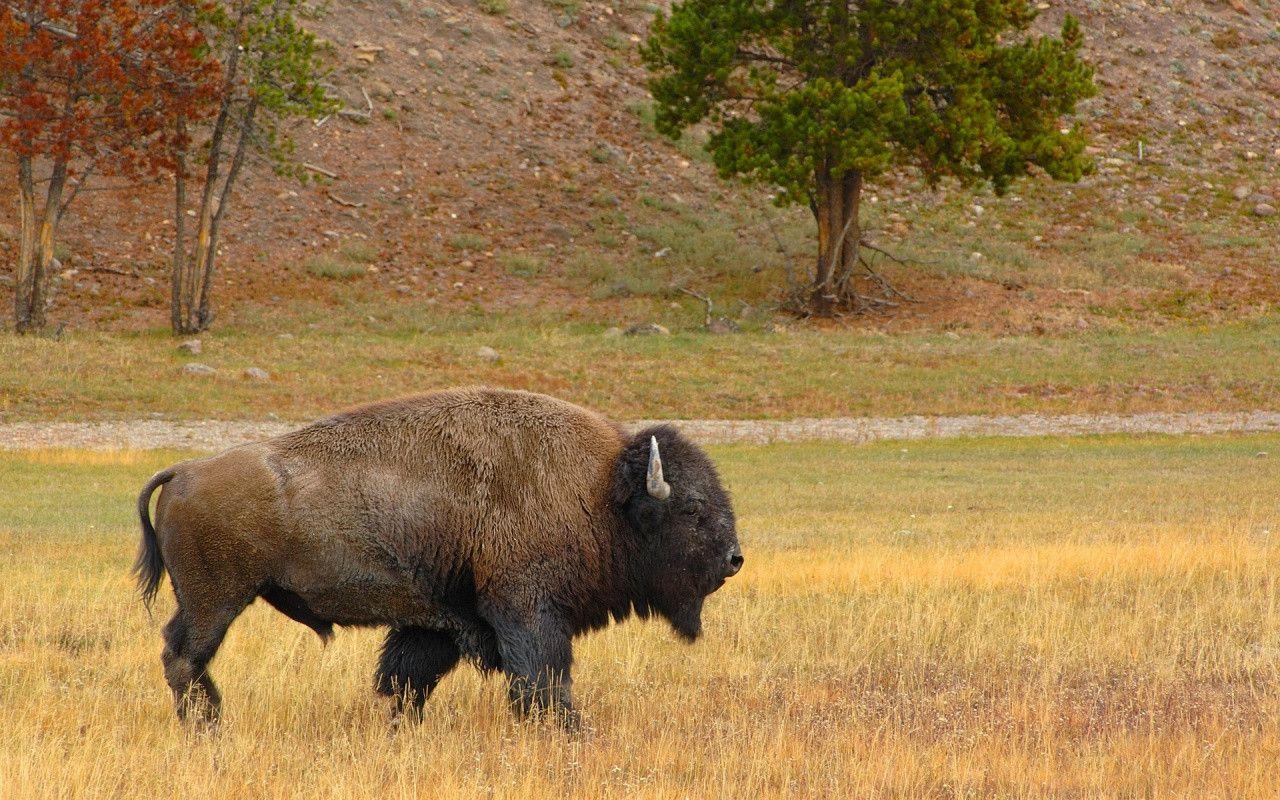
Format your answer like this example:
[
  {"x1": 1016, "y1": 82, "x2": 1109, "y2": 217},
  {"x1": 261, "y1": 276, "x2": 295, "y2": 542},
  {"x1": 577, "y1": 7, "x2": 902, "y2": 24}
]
[{"x1": 1, "y1": 0, "x2": 220, "y2": 332}]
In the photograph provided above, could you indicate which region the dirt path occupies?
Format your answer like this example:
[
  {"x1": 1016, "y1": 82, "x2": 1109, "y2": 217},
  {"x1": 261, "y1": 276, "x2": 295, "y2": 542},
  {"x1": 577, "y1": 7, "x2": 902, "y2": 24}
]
[{"x1": 2, "y1": 411, "x2": 1279, "y2": 451}]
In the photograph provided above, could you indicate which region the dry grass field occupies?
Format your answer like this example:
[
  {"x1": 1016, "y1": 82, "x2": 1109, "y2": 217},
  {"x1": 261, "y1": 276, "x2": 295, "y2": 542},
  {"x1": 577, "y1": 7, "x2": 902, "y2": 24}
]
[{"x1": 1, "y1": 436, "x2": 1278, "y2": 798}]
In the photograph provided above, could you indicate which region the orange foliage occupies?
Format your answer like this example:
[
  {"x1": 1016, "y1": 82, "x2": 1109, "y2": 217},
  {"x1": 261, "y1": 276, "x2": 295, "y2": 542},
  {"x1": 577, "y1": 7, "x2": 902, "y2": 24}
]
[{"x1": 0, "y1": 0, "x2": 221, "y2": 178}]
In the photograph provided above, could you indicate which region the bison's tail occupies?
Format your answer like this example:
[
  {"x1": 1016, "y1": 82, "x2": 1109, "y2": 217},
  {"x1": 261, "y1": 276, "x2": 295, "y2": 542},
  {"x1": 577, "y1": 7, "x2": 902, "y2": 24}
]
[{"x1": 134, "y1": 468, "x2": 177, "y2": 611}]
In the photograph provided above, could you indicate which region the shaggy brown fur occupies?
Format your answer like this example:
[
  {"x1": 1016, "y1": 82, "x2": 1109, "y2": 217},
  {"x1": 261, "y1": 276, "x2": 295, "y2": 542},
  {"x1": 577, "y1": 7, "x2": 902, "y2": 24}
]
[{"x1": 135, "y1": 387, "x2": 742, "y2": 727}]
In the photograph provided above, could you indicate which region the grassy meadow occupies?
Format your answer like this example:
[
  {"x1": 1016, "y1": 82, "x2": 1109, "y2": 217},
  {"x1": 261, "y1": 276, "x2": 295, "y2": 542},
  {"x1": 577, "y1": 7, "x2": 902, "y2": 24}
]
[
  {"x1": 1, "y1": 436, "x2": 1278, "y2": 798},
  {"x1": 3, "y1": 313, "x2": 1280, "y2": 422}
]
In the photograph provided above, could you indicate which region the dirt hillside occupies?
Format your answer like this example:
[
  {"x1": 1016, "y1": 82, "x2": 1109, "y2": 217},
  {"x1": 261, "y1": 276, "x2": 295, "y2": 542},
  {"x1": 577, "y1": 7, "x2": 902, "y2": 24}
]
[{"x1": 1, "y1": 0, "x2": 1277, "y2": 332}]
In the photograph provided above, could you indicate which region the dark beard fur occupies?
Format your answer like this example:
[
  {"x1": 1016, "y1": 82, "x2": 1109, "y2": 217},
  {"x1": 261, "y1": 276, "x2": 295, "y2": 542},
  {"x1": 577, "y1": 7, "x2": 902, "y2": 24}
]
[{"x1": 666, "y1": 595, "x2": 705, "y2": 642}]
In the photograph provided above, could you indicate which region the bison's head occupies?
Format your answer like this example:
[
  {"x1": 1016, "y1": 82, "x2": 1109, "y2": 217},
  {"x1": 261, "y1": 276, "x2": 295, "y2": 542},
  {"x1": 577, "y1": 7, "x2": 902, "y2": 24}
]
[{"x1": 613, "y1": 426, "x2": 742, "y2": 641}]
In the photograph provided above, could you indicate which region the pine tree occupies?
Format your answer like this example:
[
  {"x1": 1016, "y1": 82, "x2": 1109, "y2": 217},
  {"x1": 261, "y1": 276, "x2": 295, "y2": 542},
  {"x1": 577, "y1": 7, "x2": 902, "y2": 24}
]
[{"x1": 643, "y1": 0, "x2": 1097, "y2": 314}]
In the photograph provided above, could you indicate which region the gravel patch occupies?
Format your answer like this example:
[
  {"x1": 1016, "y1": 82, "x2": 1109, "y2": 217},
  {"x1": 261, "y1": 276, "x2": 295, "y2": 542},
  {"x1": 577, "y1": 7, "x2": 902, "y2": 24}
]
[{"x1": 1, "y1": 412, "x2": 1279, "y2": 451}]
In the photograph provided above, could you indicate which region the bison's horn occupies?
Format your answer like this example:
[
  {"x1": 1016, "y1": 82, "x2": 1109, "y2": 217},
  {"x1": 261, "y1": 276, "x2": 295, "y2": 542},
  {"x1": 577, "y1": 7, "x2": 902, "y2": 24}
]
[{"x1": 646, "y1": 436, "x2": 671, "y2": 500}]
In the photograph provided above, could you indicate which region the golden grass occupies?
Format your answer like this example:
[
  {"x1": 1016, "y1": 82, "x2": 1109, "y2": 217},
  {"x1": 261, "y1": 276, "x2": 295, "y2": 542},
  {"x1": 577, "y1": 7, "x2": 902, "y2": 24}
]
[{"x1": 1, "y1": 436, "x2": 1278, "y2": 798}]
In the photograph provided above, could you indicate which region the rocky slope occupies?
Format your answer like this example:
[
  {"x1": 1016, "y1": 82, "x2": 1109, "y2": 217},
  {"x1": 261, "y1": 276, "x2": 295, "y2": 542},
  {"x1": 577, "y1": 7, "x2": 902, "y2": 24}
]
[{"x1": 0, "y1": 0, "x2": 1276, "y2": 332}]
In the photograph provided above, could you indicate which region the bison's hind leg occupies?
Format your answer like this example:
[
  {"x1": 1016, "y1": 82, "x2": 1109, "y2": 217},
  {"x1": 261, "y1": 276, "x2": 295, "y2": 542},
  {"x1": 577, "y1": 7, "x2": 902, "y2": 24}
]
[
  {"x1": 375, "y1": 627, "x2": 461, "y2": 722},
  {"x1": 161, "y1": 602, "x2": 245, "y2": 728}
]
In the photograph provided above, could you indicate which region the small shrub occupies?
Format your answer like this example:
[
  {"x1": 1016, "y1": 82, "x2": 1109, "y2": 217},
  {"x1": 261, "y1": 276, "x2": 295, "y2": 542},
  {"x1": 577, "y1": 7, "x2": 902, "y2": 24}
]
[
  {"x1": 544, "y1": 0, "x2": 581, "y2": 14},
  {"x1": 477, "y1": 0, "x2": 508, "y2": 14},
  {"x1": 641, "y1": 194, "x2": 679, "y2": 213},
  {"x1": 590, "y1": 143, "x2": 617, "y2": 163},
  {"x1": 549, "y1": 47, "x2": 574, "y2": 68},
  {"x1": 340, "y1": 242, "x2": 379, "y2": 263},
  {"x1": 449, "y1": 233, "x2": 491, "y2": 251},
  {"x1": 498, "y1": 253, "x2": 545, "y2": 278},
  {"x1": 305, "y1": 256, "x2": 366, "y2": 279}
]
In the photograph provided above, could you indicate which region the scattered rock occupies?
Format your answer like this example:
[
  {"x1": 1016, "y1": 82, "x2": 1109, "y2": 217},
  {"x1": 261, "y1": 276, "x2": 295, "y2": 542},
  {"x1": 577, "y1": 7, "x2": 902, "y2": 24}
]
[
  {"x1": 352, "y1": 42, "x2": 385, "y2": 64},
  {"x1": 242, "y1": 367, "x2": 270, "y2": 382},
  {"x1": 1254, "y1": 203, "x2": 1276, "y2": 218},
  {"x1": 178, "y1": 339, "x2": 202, "y2": 355},
  {"x1": 624, "y1": 323, "x2": 670, "y2": 337},
  {"x1": 601, "y1": 326, "x2": 623, "y2": 338},
  {"x1": 182, "y1": 363, "x2": 216, "y2": 376},
  {"x1": 476, "y1": 346, "x2": 500, "y2": 362}
]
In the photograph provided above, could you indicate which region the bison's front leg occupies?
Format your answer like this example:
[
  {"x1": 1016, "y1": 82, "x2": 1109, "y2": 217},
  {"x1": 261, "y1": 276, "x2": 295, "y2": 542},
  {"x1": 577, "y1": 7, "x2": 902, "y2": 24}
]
[
  {"x1": 485, "y1": 602, "x2": 579, "y2": 729},
  {"x1": 375, "y1": 627, "x2": 461, "y2": 721}
]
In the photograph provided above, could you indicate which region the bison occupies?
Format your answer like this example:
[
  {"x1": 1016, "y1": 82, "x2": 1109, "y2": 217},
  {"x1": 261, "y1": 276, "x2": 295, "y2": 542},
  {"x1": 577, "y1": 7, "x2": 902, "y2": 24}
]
[{"x1": 134, "y1": 387, "x2": 742, "y2": 728}]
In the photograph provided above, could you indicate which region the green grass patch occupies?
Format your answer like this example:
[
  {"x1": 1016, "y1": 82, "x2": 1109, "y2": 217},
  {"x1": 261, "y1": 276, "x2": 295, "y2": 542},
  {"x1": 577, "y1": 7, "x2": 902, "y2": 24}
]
[
  {"x1": 3, "y1": 311, "x2": 1280, "y2": 422},
  {"x1": 448, "y1": 234, "x2": 491, "y2": 252},
  {"x1": 303, "y1": 256, "x2": 367, "y2": 280}
]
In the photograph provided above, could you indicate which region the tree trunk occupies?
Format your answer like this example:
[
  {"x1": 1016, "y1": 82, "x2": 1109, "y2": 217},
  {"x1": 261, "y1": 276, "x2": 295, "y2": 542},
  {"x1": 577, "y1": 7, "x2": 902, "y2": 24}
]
[
  {"x1": 810, "y1": 161, "x2": 836, "y2": 314},
  {"x1": 172, "y1": 97, "x2": 228, "y2": 334},
  {"x1": 171, "y1": 29, "x2": 246, "y2": 335},
  {"x1": 809, "y1": 164, "x2": 862, "y2": 314},
  {"x1": 171, "y1": 118, "x2": 188, "y2": 334},
  {"x1": 195, "y1": 97, "x2": 257, "y2": 330},
  {"x1": 833, "y1": 170, "x2": 863, "y2": 303},
  {"x1": 14, "y1": 158, "x2": 66, "y2": 333},
  {"x1": 15, "y1": 158, "x2": 37, "y2": 333}
]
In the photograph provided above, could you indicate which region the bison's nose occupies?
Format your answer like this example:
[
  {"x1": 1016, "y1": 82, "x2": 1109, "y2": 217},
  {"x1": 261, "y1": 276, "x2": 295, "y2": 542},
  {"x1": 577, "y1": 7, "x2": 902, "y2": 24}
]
[{"x1": 726, "y1": 549, "x2": 744, "y2": 577}]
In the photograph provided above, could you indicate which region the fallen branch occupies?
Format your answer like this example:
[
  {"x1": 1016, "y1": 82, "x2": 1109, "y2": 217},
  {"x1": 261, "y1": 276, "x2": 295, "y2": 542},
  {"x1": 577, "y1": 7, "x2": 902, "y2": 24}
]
[
  {"x1": 302, "y1": 162, "x2": 339, "y2": 179},
  {"x1": 856, "y1": 240, "x2": 920, "y2": 303},
  {"x1": 5, "y1": 5, "x2": 77, "y2": 40},
  {"x1": 326, "y1": 192, "x2": 365, "y2": 208},
  {"x1": 336, "y1": 89, "x2": 373, "y2": 122},
  {"x1": 85, "y1": 265, "x2": 140, "y2": 278},
  {"x1": 858, "y1": 255, "x2": 918, "y2": 303},
  {"x1": 853, "y1": 293, "x2": 899, "y2": 308},
  {"x1": 677, "y1": 287, "x2": 713, "y2": 327}
]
